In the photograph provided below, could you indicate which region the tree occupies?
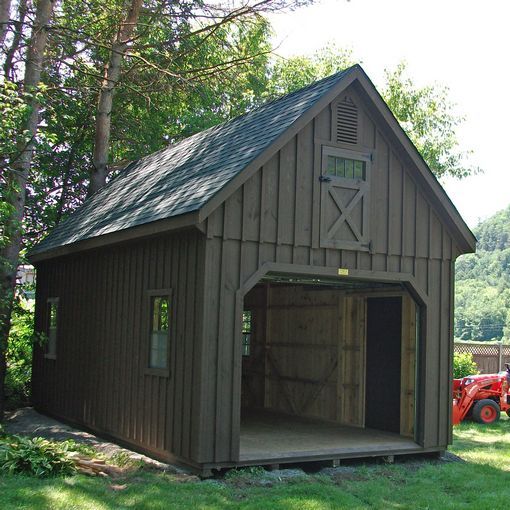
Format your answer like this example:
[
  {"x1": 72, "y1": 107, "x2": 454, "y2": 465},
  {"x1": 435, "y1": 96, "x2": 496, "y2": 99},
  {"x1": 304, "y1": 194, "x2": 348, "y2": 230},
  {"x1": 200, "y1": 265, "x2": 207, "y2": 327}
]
[
  {"x1": 265, "y1": 48, "x2": 478, "y2": 180},
  {"x1": 382, "y1": 62, "x2": 479, "y2": 180},
  {"x1": 21, "y1": 4, "x2": 275, "y2": 247},
  {"x1": 0, "y1": 0, "x2": 57, "y2": 420},
  {"x1": 265, "y1": 44, "x2": 355, "y2": 98},
  {"x1": 0, "y1": 0, "x2": 10, "y2": 47},
  {"x1": 0, "y1": 0, "x2": 311, "y2": 417},
  {"x1": 90, "y1": 0, "x2": 144, "y2": 194},
  {"x1": 77, "y1": 0, "x2": 309, "y2": 195},
  {"x1": 455, "y1": 204, "x2": 510, "y2": 343}
]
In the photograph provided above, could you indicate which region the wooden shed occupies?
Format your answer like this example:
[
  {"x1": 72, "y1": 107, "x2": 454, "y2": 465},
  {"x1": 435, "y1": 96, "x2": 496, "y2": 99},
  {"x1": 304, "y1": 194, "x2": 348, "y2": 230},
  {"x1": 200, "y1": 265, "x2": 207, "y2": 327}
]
[{"x1": 29, "y1": 65, "x2": 476, "y2": 475}]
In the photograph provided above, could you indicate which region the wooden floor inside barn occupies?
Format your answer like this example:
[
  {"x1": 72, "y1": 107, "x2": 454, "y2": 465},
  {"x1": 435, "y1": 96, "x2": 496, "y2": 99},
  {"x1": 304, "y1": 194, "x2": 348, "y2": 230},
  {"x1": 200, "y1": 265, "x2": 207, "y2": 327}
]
[{"x1": 239, "y1": 410, "x2": 418, "y2": 462}]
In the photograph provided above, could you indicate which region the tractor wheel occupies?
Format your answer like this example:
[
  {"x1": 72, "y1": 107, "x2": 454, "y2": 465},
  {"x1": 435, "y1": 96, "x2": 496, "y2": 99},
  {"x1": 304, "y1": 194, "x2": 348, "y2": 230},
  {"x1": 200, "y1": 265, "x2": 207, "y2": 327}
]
[
  {"x1": 506, "y1": 409, "x2": 510, "y2": 419},
  {"x1": 472, "y1": 399, "x2": 500, "y2": 424}
]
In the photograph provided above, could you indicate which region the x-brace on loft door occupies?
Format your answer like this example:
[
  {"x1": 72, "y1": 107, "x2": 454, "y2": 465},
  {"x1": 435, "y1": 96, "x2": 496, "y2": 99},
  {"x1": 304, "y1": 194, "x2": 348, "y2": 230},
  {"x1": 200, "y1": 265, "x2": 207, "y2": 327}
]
[{"x1": 319, "y1": 146, "x2": 371, "y2": 251}]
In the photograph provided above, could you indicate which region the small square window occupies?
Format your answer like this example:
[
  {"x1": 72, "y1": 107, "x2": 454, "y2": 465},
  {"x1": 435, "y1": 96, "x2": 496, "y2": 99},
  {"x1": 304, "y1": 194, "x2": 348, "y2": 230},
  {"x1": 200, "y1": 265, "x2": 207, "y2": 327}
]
[
  {"x1": 242, "y1": 311, "x2": 252, "y2": 357},
  {"x1": 149, "y1": 296, "x2": 169, "y2": 369}
]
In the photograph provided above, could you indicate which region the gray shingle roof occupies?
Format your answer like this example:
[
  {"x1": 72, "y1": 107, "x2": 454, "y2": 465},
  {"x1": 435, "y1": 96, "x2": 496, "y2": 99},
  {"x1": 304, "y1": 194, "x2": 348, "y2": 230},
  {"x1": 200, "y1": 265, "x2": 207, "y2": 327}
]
[{"x1": 31, "y1": 67, "x2": 355, "y2": 256}]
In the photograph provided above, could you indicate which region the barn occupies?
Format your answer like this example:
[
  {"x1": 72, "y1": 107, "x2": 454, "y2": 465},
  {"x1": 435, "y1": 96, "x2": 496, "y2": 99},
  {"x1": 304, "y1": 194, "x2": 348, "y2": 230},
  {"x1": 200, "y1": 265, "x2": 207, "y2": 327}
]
[{"x1": 29, "y1": 64, "x2": 476, "y2": 475}]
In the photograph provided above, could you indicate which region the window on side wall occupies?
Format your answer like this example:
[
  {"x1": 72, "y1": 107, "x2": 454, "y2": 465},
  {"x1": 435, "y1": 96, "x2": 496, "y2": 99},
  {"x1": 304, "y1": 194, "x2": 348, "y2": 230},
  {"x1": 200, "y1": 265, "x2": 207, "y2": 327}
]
[
  {"x1": 45, "y1": 298, "x2": 59, "y2": 359},
  {"x1": 242, "y1": 311, "x2": 252, "y2": 357},
  {"x1": 148, "y1": 292, "x2": 171, "y2": 373}
]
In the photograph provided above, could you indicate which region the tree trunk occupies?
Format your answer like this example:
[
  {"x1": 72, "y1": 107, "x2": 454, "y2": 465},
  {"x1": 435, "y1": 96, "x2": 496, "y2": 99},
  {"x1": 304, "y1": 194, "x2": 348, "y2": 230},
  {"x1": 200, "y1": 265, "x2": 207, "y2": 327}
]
[
  {"x1": 0, "y1": 0, "x2": 56, "y2": 420},
  {"x1": 3, "y1": 0, "x2": 28, "y2": 80},
  {"x1": 89, "y1": 0, "x2": 143, "y2": 195},
  {"x1": 0, "y1": 0, "x2": 11, "y2": 48}
]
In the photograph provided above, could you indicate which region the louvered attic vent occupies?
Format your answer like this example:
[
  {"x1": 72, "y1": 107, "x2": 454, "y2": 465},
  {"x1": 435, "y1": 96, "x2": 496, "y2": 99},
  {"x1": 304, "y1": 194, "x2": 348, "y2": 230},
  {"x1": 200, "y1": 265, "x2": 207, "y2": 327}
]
[{"x1": 336, "y1": 97, "x2": 358, "y2": 144}]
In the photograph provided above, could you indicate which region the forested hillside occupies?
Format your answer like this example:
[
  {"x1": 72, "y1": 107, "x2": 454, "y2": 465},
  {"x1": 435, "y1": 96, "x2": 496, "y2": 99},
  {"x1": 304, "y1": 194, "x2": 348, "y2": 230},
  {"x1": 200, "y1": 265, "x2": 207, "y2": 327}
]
[{"x1": 455, "y1": 205, "x2": 510, "y2": 341}]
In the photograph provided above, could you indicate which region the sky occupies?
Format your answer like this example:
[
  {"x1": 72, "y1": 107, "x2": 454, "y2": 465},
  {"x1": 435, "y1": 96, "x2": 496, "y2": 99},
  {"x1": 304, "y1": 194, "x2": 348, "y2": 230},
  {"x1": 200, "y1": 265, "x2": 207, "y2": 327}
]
[{"x1": 268, "y1": 0, "x2": 510, "y2": 228}]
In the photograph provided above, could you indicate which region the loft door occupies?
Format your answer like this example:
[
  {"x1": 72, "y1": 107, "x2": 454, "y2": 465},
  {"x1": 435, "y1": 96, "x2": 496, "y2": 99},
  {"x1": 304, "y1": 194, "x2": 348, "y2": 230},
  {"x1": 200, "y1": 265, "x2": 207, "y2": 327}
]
[{"x1": 319, "y1": 146, "x2": 371, "y2": 251}]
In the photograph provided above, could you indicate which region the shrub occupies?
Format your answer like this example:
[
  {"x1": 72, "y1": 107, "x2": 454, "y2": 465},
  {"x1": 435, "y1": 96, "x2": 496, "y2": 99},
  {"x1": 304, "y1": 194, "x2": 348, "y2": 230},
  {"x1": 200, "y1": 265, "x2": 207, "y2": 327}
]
[
  {"x1": 0, "y1": 435, "x2": 76, "y2": 477},
  {"x1": 453, "y1": 352, "x2": 479, "y2": 379},
  {"x1": 5, "y1": 297, "x2": 34, "y2": 409}
]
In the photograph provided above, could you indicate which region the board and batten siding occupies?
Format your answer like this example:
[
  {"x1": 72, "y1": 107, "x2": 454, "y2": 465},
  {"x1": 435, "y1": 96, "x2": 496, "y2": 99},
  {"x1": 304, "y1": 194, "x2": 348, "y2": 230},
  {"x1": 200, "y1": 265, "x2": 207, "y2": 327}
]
[
  {"x1": 32, "y1": 229, "x2": 206, "y2": 464},
  {"x1": 198, "y1": 83, "x2": 459, "y2": 464}
]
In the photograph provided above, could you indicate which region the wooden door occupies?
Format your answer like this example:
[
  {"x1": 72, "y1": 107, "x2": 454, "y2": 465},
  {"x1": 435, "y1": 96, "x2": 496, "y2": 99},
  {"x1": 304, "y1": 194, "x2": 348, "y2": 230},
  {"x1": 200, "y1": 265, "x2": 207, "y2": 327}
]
[
  {"x1": 319, "y1": 147, "x2": 371, "y2": 251},
  {"x1": 365, "y1": 297, "x2": 402, "y2": 434}
]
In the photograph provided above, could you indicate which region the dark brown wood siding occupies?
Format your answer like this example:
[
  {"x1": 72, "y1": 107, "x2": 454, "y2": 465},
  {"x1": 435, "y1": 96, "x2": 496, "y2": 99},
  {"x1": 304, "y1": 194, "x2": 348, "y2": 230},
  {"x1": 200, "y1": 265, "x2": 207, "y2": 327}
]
[
  {"x1": 198, "y1": 84, "x2": 458, "y2": 463},
  {"x1": 32, "y1": 229, "x2": 205, "y2": 463}
]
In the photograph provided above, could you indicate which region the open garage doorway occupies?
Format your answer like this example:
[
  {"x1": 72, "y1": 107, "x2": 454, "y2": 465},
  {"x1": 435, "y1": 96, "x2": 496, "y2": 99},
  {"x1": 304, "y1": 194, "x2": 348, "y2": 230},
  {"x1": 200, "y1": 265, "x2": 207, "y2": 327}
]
[{"x1": 239, "y1": 274, "x2": 420, "y2": 464}]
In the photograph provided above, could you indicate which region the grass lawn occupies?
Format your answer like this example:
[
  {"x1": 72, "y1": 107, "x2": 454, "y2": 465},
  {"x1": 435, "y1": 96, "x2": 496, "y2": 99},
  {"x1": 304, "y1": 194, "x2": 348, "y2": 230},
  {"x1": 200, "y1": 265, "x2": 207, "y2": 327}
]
[{"x1": 2, "y1": 419, "x2": 510, "y2": 510}]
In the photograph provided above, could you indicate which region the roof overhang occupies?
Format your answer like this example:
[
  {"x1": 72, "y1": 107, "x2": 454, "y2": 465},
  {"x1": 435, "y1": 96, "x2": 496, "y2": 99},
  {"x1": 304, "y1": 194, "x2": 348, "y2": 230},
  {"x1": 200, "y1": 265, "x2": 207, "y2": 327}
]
[{"x1": 29, "y1": 211, "x2": 202, "y2": 264}]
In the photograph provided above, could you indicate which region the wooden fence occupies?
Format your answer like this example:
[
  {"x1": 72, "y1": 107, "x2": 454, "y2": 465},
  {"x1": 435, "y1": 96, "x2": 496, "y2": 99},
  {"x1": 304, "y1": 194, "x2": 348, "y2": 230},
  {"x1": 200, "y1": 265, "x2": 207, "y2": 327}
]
[{"x1": 454, "y1": 342, "x2": 510, "y2": 374}]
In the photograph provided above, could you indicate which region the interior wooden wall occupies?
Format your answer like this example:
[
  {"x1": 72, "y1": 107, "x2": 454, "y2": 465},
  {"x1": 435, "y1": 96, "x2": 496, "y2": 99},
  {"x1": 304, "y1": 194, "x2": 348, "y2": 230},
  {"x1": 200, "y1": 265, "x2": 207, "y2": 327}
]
[
  {"x1": 264, "y1": 285, "x2": 341, "y2": 422},
  {"x1": 241, "y1": 284, "x2": 416, "y2": 437}
]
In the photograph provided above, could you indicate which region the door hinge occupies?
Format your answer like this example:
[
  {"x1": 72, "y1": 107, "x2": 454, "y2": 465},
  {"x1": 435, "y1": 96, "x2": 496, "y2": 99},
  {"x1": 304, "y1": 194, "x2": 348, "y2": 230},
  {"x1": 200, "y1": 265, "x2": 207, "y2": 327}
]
[{"x1": 319, "y1": 175, "x2": 332, "y2": 182}]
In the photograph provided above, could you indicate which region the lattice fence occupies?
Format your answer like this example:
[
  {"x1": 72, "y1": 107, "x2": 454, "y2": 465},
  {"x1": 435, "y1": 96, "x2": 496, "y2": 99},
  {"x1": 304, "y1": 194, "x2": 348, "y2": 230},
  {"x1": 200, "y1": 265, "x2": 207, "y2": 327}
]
[{"x1": 454, "y1": 342, "x2": 510, "y2": 374}]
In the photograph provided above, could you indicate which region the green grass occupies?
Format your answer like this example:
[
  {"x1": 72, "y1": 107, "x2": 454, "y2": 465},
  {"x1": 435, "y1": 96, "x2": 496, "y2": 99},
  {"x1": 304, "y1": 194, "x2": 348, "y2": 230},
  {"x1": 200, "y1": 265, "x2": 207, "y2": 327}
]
[{"x1": 2, "y1": 419, "x2": 510, "y2": 510}]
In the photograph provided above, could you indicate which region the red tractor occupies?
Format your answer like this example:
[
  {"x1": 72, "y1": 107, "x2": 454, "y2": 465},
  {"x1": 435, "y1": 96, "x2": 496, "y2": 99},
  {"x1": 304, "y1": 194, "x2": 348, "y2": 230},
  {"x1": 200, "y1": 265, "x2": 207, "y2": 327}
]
[{"x1": 452, "y1": 363, "x2": 510, "y2": 425}]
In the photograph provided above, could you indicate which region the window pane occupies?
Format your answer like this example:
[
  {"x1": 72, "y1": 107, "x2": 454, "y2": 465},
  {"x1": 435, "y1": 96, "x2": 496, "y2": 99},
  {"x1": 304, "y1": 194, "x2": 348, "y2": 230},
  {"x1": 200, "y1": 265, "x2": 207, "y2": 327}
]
[
  {"x1": 152, "y1": 297, "x2": 161, "y2": 331},
  {"x1": 327, "y1": 156, "x2": 336, "y2": 175},
  {"x1": 159, "y1": 298, "x2": 169, "y2": 330},
  {"x1": 242, "y1": 311, "x2": 252, "y2": 333},
  {"x1": 152, "y1": 296, "x2": 169, "y2": 332},
  {"x1": 242, "y1": 311, "x2": 252, "y2": 357},
  {"x1": 150, "y1": 331, "x2": 168, "y2": 369},
  {"x1": 336, "y1": 157, "x2": 345, "y2": 178},
  {"x1": 345, "y1": 158, "x2": 354, "y2": 178},
  {"x1": 149, "y1": 295, "x2": 170, "y2": 369},
  {"x1": 49, "y1": 303, "x2": 58, "y2": 328},
  {"x1": 354, "y1": 160, "x2": 361, "y2": 178},
  {"x1": 47, "y1": 300, "x2": 58, "y2": 357},
  {"x1": 242, "y1": 333, "x2": 251, "y2": 356},
  {"x1": 48, "y1": 329, "x2": 57, "y2": 356},
  {"x1": 324, "y1": 154, "x2": 366, "y2": 181}
]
